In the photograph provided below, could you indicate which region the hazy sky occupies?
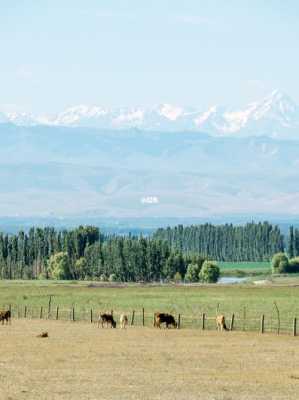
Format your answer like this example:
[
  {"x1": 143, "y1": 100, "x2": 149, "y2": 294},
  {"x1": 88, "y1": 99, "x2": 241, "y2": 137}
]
[{"x1": 1, "y1": 0, "x2": 299, "y2": 113}]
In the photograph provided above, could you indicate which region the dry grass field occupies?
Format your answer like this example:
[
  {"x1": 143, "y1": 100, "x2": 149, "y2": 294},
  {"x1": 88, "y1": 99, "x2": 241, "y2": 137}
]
[{"x1": 1, "y1": 320, "x2": 299, "y2": 400}]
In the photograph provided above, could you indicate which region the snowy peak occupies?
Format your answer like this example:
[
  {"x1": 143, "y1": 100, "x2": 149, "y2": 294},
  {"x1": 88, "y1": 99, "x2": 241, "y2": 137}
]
[{"x1": 0, "y1": 90, "x2": 299, "y2": 139}]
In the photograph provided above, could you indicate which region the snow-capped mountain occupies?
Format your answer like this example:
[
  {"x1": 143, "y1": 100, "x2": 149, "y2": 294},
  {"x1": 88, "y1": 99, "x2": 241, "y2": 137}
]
[{"x1": 1, "y1": 90, "x2": 299, "y2": 138}]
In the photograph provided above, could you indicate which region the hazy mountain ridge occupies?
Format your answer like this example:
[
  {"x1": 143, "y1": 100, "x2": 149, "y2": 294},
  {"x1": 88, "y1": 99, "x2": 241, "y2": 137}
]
[{"x1": 1, "y1": 122, "x2": 299, "y2": 217}]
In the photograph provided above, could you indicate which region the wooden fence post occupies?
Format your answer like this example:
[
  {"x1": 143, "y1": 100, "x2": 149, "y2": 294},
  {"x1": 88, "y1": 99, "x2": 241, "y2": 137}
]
[
  {"x1": 56, "y1": 306, "x2": 59, "y2": 320},
  {"x1": 48, "y1": 295, "x2": 52, "y2": 319},
  {"x1": 202, "y1": 313, "x2": 206, "y2": 330},
  {"x1": 260, "y1": 314, "x2": 265, "y2": 334},
  {"x1": 177, "y1": 314, "x2": 181, "y2": 329},
  {"x1": 90, "y1": 309, "x2": 93, "y2": 324},
  {"x1": 72, "y1": 307, "x2": 75, "y2": 322},
  {"x1": 40, "y1": 306, "x2": 43, "y2": 319},
  {"x1": 230, "y1": 314, "x2": 235, "y2": 331},
  {"x1": 142, "y1": 308, "x2": 145, "y2": 326},
  {"x1": 131, "y1": 310, "x2": 135, "y2": 326},
  {"x1": 24, "y1": 306, "x2": 27, "y2": 318},
  {"x1": 243, "y1": 306, "x2": 246, "y2": 331},
  {"x1": 293, "y1": 318, "x2": 297, "y2": 337}
]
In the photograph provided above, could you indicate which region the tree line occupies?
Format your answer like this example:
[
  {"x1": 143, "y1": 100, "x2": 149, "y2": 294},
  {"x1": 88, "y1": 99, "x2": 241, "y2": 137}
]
[
  {"x1": 0, "y1": 221, "x2": 288, "y2": 281},
  {"x1": 0, "y1": 225, "x2": 216, "y2": 281},
  {"x1": 153, "y1": 222, "x2": 284, "y2": 261}
]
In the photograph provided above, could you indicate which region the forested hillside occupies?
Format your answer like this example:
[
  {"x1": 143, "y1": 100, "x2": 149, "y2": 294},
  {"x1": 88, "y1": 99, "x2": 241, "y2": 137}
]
[{"x1": 153, "y1": 222, "x2": 284, "y2": 261}]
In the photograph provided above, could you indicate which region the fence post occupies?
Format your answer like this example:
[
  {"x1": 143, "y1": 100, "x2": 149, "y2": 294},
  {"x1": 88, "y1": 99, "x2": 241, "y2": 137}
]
[
  {"x1": 72, "y1": 307, "x2": 75, "y2": 322},
  {"x1": 260, "y1": 314, "x2": 265, "y2": 334},
  {"x1": 142, "y1": 308, "x2": 145, "y2": 326},
  {"x1": 202, "y1": 313, "x2": 206, "y2": 330},
  {"x1": 24, "y1": 306, "x2": 27, "y2": 318},
  {"x1": 56, "y1": 306, "x2": 59, "y2": 320},
  {"x1": 48, "y1": 295, "x2": 52, "y2": 319},
  {"x1": 177, "y1": 314, "x2": 181, "y2": 329},
  {"x1": 90, "y1": 309, "x2": 93, "y2": 324},
  {"x1": 293, "y1": 318, "x2": 297, "y2": 337},
  {"x1": 230, "y1": 314, "x2": 235, "y2": 331},
  {"x1": 243, "y1": 306, "x2": 246, "y2": 331},
  {"x1": 40, "y1": 306, "x2": 43, "y2": 319},
  {"x1": 131, "y1": 310, "x2": 135, "y2": 326}
]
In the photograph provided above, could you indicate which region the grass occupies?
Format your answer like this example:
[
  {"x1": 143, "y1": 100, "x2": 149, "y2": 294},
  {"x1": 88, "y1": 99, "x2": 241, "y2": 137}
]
[
  {"x1": 219, "y1": 261, "x2": 271, "y2": 277},
  {"x1": 1, "y1": 319, "x2": 299, "y2": 400},
  {"x1": 2, "y1": 280, "x2": 299, "y2": 333}
]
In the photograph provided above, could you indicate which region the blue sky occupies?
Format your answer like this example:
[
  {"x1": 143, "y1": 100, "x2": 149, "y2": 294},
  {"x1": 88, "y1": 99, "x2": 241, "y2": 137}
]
[{"x1": 0, "y1": 0, "x2": 299, "y2": 113}]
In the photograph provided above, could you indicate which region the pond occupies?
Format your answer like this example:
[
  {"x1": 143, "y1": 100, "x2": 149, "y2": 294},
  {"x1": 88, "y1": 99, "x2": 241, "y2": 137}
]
[{"x1": 217, "y1": 277, "x2": 248, "y2": 284}]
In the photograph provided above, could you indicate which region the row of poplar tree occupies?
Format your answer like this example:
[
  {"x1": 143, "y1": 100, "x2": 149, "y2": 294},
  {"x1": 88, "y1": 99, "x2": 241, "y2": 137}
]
[
  {"x1": 0, "y1": 225, "x2": 205, "y2": 281},
  {"x1": 0, "y1": 221, "x2": 291, "y2": 281},
  {"x1": 153, "y1": 222, "x2": 284, "y2": 261}
]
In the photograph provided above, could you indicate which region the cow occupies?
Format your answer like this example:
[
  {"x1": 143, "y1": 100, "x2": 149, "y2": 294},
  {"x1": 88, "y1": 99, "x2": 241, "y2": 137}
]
[
  {"x1": 98, "y1": 313, "x2": 117, "y2": 328},
  {"x1": 120, "y1": 314, "x2": 128, "y2": 329},
  {"x1": 216, "y1": 315, "x2": 229, "y2": 331},
  {"x1": 0, "y1": 310, "x2": 11, "y2": 325},
  {"x1": 154, "y1": 312, "x2": 177, "y2": 329}
]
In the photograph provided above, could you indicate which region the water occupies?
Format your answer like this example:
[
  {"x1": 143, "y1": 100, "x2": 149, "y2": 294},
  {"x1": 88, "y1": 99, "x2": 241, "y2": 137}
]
[{"x1": 217, "y1": 276, "x2": 248, "y2": 284}]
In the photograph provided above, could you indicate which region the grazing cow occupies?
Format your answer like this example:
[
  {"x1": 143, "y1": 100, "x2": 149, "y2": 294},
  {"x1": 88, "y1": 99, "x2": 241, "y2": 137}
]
[
  {"x1": 154, "y1": 312, "x2": 177, "y2": 329},
  {"x1": 98, "y1": 313, "x2": 116, "y2": 328},
  {"x1": 0, "y1": 310, "x2": 11, "y2": 325},
  {"x1": 216, "y1": 315, "x2": 229, "y2": 331},
  {"x1": 120, "y1": 314, "x2": 128, "y2": 329}
]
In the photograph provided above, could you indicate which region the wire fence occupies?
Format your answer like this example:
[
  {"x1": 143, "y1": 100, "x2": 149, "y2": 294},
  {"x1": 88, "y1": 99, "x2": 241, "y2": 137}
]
[{"x1": 1, "y1": 303, "x2": 298, "y2": 337}]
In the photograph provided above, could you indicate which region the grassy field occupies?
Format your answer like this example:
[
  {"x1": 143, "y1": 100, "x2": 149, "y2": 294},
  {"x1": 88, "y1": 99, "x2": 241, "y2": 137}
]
[
  {"x1": 1, "y1": 319, "x2": 299, "y2": 400},
  {"x1": 1, "y1": 280, "x2": 299, "y2": 333},
  {"x1": 219, "y1": 261, "x2": 271, "y2": 277}
]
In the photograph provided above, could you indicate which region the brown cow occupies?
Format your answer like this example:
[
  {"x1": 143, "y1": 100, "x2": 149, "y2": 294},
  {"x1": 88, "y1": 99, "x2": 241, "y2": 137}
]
[
  {"x1": 216, "y1": 315, "x2": 229, "y2": 331},
  {"x1": 154, "y1": 312, "x2": 177, "y2": 329},
  {"x1": 0, "y1": 310, "x2": 11, "y2": 325},
  {"x1": 98, "y1": 313, "x2": 116, "y2": 328}
]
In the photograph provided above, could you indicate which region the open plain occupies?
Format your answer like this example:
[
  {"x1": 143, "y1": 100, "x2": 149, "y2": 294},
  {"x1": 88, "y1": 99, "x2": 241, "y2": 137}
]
[{"x1": 1, "y1": 319, "x2": 299, "y2": 400}]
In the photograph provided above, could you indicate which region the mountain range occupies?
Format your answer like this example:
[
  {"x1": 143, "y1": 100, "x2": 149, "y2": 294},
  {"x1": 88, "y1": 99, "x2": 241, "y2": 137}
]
[
  {"x1": 1, "y1": 90, "x2": 299, "y2": 139},
  {"x1": 0, "y1": 90, "x2": 299, "y2": 219}
]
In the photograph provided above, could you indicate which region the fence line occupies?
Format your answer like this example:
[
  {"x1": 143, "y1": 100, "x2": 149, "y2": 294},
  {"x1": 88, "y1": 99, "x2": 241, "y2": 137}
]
[{"x1": 1, "y1": 303, "x2": 298, "y2": 336}]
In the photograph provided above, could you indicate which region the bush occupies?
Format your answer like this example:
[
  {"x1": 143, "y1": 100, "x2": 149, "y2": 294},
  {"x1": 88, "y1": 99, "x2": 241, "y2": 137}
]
[
  {"x1": 198, "y1": 261, "x2": 220, "y2": 283},
  {"x1": 48, "y1": 252, "x2": 71, "y2": 280},
  {"x1": 173, "y1": 272, "x2": 182, "y2": 283},
  {"x1": 185, "y1": 263, "x2": 201, "y2": 282},
  {"x1": 108, "y1": 273, "x2": 117, "y2": 282},
  {"x1": 288, "y1": 257, "x2": 299, "y2": 273},
  {"x1": 199, "y1": 261, "x2": 220, "y2": 283},
  {"x1": 271, "y1": 253, "x2": 289, "y2": 274}
]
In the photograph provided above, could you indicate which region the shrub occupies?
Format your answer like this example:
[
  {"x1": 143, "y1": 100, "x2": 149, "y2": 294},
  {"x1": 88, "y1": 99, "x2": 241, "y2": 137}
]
[
  {"x1": 173, "y1": 272, "x2": 182, "y2": 283},
  {"x1": 185, "y1": 263, "x2": 201, "y2": 282},
  {"x1": 288, "y1": 257, "x2": 299, "y2": 273},
  {"x1": 108, "y1": 273, "x2": 117, "y2": 282},
  {"x1": 271, "y1": 253, "x2": 289, "y2": 274},
  {"x1": 199, "y1": 261, "x2": 220, "y2": 283},
  {"x1": 48, "y1": 252, "x2": 71, "y2": 280}
]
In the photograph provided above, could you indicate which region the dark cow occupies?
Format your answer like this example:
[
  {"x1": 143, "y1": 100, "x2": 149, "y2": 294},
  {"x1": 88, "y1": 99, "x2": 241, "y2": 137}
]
[
  {"x1": 0, "y1": 310, "x2": 11, "y2": 325},
  {"x1": 98, "y1": 313, "x2": 117, "y2": 328},
  {"x1": 154, "y1": 312, "x2": 177, "y2": 329}
]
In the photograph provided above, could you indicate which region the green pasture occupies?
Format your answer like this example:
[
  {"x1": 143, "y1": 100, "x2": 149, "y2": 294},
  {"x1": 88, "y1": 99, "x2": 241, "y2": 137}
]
[
  {"x1": 219, "y1": 261, "x2": 271, "y2": 277},
  {"x1": 1, "y1": 280, "x2": 299, "y2": 332}
]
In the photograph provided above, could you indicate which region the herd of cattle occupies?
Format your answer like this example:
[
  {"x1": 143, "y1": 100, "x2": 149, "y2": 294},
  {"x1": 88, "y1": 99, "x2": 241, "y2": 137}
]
[{"x1": 0, "y1": 308, "x2": 229, "y2": 331}]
